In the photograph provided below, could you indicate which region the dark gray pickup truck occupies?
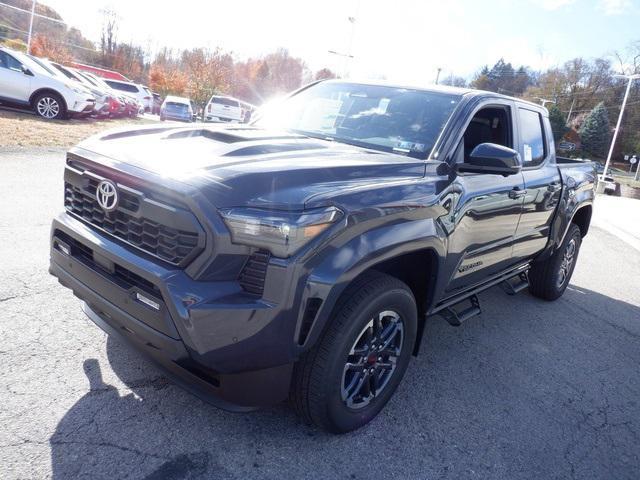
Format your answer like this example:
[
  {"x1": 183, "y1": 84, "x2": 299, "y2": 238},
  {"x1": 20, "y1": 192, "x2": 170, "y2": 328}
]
[{"x1": 49, "y1": 80, "x2": 595, "y2": 432}]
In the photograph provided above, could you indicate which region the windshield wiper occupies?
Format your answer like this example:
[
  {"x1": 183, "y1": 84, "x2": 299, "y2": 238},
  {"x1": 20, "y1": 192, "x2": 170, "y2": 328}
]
[
  {"x1": 291, "y1": 129, "x2": 427, "y2": 159},
  {"x1": 291, "y1": 129, "x2": 379, "y2": 152}
]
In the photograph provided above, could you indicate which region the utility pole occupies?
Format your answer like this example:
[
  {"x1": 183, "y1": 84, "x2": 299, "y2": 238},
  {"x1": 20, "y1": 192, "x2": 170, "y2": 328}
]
[
  {"x1": 26, "y1": 0, "x2": 36, "y2": 54},
  {"x1": 566, "y1": 97, "x2": 576, "y2": 126},
  {"x1": 603, "y1": 73, "x2": 640, "y2": 178},
  {"x1": 435, "y1": 68, "x2": 442, "y2": 85}
]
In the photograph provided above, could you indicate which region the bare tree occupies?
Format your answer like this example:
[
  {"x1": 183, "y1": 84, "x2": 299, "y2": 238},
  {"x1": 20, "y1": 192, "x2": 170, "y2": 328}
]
[{"x1": 100, "y1": 8, "x2": 118, "y2": 66}]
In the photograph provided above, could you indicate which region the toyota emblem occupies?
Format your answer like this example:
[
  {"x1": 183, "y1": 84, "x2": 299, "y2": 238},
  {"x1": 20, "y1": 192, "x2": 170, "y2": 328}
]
[{"x1": 96, "y1": 180, "x2": 119, "y2": 212}]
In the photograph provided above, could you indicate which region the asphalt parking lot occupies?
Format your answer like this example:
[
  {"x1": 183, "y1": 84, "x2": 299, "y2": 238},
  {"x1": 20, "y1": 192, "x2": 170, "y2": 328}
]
[{"x1": 1, "y1": 148, "x2": 639, "y2": 479}]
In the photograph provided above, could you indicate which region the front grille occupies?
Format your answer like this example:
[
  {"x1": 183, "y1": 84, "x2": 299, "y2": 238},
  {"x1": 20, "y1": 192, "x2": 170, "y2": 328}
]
[
  {"x1": 64, "y1": 182, "x2": 199, "y2": 265},
  {"x1": 238, "y1": 251, "x2": 270, "y2": 295}
]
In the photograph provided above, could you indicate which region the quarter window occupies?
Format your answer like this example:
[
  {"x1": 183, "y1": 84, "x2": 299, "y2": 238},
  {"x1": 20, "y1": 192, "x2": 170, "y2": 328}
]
[{"x1": 518, "y1": 108, "x2": 546, "y2": 166}]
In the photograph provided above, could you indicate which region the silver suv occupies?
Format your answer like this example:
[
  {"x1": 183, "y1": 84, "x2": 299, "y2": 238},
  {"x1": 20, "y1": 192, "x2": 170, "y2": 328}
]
[{"x1": 0, "y1": 47, "x2": 95, "y2": 119}]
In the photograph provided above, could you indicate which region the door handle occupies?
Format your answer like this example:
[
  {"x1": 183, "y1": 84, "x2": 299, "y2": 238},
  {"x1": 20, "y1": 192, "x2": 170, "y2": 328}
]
[{"x1": 508, "y1": 187, "x2": 527, "y2": 199}]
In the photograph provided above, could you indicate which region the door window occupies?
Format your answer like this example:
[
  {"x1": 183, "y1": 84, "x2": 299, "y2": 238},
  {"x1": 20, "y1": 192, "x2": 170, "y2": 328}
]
[
  {"x1": 0, "y1": 51, "x2": 23, "y2": 72},
  {"x1": 457, "y1": 105, "x2": 513, "y2": 163},
  {"x1": 518, "y1": 108, "x2": 546, "y2": 167}
]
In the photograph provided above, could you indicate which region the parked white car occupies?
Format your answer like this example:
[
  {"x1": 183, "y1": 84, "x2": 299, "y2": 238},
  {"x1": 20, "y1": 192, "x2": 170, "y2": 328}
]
[
  {"x1": 27, "y1": 56, "x2": 111, "y2": 117},
  {"x1": 597, "y1": 174, "x2": 617, "y2": 195},
  {"x1": 0, "y1": 47, "x2": 95, "y2": 119},
  {"x1": 204, "y1": 95, "x2": 243, "y2": 122},
  {"x1": 103, "y1": 79, "x2": 152, "y2": 112}
]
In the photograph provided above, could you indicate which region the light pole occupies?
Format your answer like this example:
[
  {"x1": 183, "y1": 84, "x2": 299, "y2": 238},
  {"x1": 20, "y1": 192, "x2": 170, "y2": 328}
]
[
  {"x1": 328, "y1": 1, "x2": 359, "y2": 78},
  {"x1": 328, "y1": 50, "x2": 354, "y2": 78},
  {"x1": 26, "y1": 0, "x2": 36, "y2": 54},
  {"x1": 435, "y1": 68, "x2": 442, "y2": 85},
  {"x1": 603, "y1": 73, "x2": 640, "y2": 177}
]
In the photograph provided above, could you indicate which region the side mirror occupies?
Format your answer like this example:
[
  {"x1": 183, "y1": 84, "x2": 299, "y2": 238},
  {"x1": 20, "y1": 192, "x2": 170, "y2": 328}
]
[
  {"x1": 457, "y1": 143, "x2": 521, "y2": 176},
  {"x1": 22, "y1": 66, "x2": 34, "y2": 76}
]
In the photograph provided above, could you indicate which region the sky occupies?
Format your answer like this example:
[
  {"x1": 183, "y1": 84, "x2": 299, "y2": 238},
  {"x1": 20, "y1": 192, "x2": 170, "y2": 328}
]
[{"x1": 32, "y1": 0, "x2": 640, "y2": 83}]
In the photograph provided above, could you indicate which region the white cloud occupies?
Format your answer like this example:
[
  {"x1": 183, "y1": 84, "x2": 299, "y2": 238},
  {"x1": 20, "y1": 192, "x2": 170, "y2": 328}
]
[
  {"x1": 531, "y1": 0, "x2": 578, "y2": 10},
  {"x1": 600, "y1": 0, "x2": 632, "y2": 15}
]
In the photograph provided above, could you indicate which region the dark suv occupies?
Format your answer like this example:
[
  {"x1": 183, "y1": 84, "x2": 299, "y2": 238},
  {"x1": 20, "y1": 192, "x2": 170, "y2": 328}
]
[{"x1": 50, "y1": 80, "x2": 595, "y2": 432}]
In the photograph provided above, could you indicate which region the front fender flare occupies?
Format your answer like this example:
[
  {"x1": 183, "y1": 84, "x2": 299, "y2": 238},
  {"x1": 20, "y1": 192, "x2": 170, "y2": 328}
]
[{"x1": 294, "y1": 217, "x2": 446, "y2": 352}]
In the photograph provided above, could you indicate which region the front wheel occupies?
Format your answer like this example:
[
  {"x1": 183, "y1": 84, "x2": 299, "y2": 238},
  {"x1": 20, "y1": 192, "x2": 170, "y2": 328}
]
[
  {"x1": 529, "y1": 223, "x2": 582, "y2": 300},
  {"x1": 290, "y1": 271, "x2": 417, "y2": 433},
  {"x1": 33, "y1": 92, "x2": 66, "y2": 120}
]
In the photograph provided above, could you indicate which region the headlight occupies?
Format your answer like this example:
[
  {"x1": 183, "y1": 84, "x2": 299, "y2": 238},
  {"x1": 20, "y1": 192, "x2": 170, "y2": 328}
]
[{"x1": 220, "y1": 206, "x2": 342, "y2": 258}]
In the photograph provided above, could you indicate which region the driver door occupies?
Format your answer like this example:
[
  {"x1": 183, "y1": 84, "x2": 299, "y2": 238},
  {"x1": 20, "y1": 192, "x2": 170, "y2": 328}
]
[
  {"x1": 442, "y1": 101, "x2": 525, "y2": 294},
  {"x1": 0, "y1": 51, "x2": 31, "y2": 103}
]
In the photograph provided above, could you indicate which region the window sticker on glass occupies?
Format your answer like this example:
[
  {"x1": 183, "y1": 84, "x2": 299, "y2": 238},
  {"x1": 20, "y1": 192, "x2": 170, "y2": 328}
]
[
  {"x1": 524, "y1": 144, "x2": 533, "y2": 163},
  {"x1": 298, "y1": 98, "x2": 342, "y2": 132},
  {"x1": 393, "y1": 141, "x2": 426, "y2": 153},
  {"x1": 377, "y1": 98, "x2": 390, "y2": 114}
]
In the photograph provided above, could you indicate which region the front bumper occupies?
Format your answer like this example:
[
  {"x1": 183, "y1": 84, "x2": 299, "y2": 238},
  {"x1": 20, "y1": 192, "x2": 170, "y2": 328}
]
[
  {"x1": 205, "y1": 115, "x2": 238, "y2": 123},
  {"x1": 49, "y1": 212, "x2": 294, "y2": 409},
  {"x1": 67, "y1": 95, "x2": 96, "y2": 114}
]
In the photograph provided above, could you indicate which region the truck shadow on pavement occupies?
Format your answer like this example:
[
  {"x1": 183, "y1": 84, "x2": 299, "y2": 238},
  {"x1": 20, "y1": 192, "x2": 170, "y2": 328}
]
[{"x1": 49, "y1": 285, "x2": 640, "y2": 480}]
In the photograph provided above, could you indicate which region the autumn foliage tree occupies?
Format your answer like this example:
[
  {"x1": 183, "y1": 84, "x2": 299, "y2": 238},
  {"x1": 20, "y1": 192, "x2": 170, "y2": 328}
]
[
  {"x1": 180, "y1": 48, "x2": 234, "y2": 112},
  {"x1": 149, "y1": 64, "x2": 187, "y2": 97},
  {"x1": 29, "y1": 34, "x2": 73, "y2": 63}
]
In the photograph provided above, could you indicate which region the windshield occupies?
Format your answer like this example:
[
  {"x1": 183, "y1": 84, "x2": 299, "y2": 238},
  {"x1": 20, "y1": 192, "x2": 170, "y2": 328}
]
[
  {"x1": 75, "y1": 70, "x2": 99, "y2": 87},
  {"x1": 83, "y1": 72, "x2": 111, "y2": 90},
  {"x1": 212, "y1": 97, "x2": 239, "y2": 107},
  {"x1": 256, "y1": 82, "x2": 461, "y2": 158},
  {"x1": 27, "y1": 55, "x2": 60, "y2": 77}
]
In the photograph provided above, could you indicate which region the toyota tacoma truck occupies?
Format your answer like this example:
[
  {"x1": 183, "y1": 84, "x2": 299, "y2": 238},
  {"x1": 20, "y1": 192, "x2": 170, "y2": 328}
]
[{"x1": 49, "y1": 80, "x2": 595, "y2": 433}]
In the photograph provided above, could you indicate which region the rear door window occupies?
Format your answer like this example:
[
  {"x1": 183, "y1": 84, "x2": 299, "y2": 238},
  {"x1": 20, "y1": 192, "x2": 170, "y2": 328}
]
[{"x1": 518, "y1": 108, "x2": 547, "y2": 167}]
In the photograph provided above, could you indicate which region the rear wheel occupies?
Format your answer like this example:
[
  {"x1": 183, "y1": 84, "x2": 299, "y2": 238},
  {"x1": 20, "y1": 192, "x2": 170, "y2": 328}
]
[
  {"x1": 33, "y1": 92, "x2": 66, "y2": 120},
  {"x1": 290, "y1": 271, "x2": 417, "y2": 433},
  {"x1": 529, "y1": 223, "x2": 582, "y2": 300}
]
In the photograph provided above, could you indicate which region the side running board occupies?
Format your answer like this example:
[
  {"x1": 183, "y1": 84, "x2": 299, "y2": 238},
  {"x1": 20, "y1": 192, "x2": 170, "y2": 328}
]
[
  {"x1": 431, "y1": 264, "x2": 531, "y2": 328},
  {"x1": 438, "y1": 295, "x2": 481, "y2": 327},
  {"x1": 500, "y1": 272, "x2": 530, "y2": 296}
]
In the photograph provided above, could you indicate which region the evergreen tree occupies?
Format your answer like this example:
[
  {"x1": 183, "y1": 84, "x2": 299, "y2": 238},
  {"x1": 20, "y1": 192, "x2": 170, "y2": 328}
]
[
  {"x1": 548, "y1": 104, "x2": 569, "y2": 142},
  {"x1": 579, "y1": 102, "x2": 611, "y2": 159}
]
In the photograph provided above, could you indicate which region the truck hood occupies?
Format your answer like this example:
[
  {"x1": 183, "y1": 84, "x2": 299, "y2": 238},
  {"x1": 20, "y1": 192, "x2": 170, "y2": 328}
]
[{"x1": 75, "y1": 124, "x2": 429, "y2": 210}]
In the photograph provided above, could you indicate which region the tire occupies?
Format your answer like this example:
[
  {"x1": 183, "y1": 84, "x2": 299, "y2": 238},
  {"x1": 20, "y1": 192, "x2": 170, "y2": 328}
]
[
  {"x1": 529, "y1": 223, "x2": 582, "y2": 301},
  {"x1": 290, "y1": 271, "x2": 417, "y2": 433},
  {"x1": 33, "y1": 92, "x2": 66, "y2": 120}
]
